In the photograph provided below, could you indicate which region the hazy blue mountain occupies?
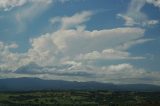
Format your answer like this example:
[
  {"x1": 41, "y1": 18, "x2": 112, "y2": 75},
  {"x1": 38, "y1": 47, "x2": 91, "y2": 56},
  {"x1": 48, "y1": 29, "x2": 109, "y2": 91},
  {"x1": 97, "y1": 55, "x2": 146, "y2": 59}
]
[{"x1": 0, "y1": 77, "x2": 160, "y2": 91}]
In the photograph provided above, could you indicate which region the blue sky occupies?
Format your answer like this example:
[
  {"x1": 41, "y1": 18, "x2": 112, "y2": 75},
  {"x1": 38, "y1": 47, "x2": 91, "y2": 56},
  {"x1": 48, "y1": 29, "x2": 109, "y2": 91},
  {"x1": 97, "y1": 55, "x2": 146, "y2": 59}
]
[{"x1": 0, "y1": 0, "x2": 160, "y2": 85}]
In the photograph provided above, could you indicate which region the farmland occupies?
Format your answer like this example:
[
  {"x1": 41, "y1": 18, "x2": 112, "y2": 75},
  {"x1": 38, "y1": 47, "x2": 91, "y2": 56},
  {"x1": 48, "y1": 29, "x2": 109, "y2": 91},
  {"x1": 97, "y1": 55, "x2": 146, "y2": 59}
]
[{"x1": 0, "y1": 90, "x2": 160, "y2": 106}]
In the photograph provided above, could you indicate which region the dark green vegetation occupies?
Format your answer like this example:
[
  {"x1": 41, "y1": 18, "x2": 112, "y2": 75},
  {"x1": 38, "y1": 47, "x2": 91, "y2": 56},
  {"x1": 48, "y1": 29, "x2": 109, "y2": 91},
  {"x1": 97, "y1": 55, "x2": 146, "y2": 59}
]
[{"x1": 0, "y1": 91, "x2": 160, "y2": 106}]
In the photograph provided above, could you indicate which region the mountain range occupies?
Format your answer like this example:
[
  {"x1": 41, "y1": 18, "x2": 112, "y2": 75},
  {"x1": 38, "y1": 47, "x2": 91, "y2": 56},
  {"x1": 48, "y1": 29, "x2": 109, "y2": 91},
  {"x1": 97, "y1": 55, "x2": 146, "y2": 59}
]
[{"x1": 0, "y1": 77, "x2": 160, "y2": 91}]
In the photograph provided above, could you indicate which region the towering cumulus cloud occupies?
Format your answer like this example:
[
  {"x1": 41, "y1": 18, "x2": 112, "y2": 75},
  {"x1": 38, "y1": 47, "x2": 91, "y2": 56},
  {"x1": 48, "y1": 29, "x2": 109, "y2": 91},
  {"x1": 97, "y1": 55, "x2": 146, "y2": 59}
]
[{"x1": 0, "y1": 0, "x2": 159, "y2": 85}]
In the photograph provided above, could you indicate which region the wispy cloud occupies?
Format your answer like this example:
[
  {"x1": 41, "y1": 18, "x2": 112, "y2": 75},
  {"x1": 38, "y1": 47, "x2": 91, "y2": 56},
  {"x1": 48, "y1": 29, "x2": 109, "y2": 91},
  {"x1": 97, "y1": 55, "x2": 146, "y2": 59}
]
[
  {"x1": 118, "y1": 0, "x2": 159, "y2": 27},
  {"x1": 0, "y1": 0, "x2": 27, "y2": 11},
  {"x1": 146, "y1": 0, "x2": 160, "y2": 8},
  {"x1": 51, "y1": 11, "x2": 93, "y2": 29}
]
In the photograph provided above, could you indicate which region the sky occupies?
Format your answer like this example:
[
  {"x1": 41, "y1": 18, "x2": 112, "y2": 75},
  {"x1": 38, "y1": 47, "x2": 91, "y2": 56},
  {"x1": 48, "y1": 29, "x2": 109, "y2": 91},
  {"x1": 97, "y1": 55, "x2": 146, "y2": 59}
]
[{"x1": 0, "y1": 0, "x2": 160, "y2": 85}]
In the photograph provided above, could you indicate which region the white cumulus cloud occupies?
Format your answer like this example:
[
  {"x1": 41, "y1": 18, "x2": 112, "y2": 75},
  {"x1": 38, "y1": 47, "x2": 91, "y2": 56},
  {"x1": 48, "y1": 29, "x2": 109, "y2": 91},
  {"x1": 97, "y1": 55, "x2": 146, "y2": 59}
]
[
  {"x1": 76, "y1": 49, "x2": 145, "y2": 61},
  {"x1": 0, "y1": 10, "x2": 158, "y2": 84}
]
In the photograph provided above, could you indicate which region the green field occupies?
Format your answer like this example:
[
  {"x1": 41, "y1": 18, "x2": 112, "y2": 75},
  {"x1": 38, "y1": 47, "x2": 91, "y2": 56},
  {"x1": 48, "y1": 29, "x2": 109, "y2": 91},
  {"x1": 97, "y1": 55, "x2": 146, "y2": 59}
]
[{"x1": 0, "y1": 91, "x2": 160, "y2": 106}]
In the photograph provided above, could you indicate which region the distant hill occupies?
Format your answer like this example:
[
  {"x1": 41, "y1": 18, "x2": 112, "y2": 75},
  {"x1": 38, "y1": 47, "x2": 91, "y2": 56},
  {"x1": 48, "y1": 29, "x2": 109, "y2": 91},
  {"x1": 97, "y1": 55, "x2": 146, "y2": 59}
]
[{"x1": 0, "y1": 77, "x2": 160, "y2": 91}]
